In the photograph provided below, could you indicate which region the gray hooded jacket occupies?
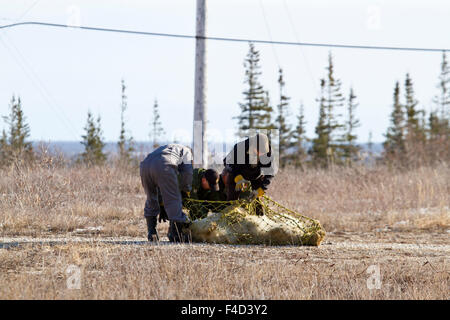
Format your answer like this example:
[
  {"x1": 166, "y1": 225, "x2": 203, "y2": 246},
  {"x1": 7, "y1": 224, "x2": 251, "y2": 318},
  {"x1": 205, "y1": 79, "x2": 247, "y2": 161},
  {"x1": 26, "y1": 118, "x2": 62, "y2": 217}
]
[{"x1": 141, "y1": 144, "x2": 193, "y2": 192}]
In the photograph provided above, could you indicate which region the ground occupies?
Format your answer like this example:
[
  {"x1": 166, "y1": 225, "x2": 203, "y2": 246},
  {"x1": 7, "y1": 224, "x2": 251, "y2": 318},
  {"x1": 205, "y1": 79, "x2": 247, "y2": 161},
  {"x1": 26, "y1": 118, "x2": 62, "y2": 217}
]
[
  {"x1": 0, "y1": 231, "x2": 448, "y2": 299},
  {"x1": 0, "y1": 162, "x2": 449, "y2": 299}
]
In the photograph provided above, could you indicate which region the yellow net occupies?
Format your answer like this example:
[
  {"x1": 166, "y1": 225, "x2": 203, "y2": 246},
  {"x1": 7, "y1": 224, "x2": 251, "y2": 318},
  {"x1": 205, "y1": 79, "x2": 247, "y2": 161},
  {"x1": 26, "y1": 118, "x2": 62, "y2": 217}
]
[{"x1": 183, "y1": 196, "x2": 326, "y2": 246}]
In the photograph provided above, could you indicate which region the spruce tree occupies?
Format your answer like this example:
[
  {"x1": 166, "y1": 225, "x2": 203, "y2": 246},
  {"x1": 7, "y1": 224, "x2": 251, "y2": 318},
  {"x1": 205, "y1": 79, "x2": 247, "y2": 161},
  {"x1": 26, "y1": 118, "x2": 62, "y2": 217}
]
[
  {"x1": 384, "y1": 81, "x2": 405, "y2": 162},
  {"x1": 404, "y1": 73, "x2": 426, "y2": 152},
  {"x1": 236, "y1": 43, "x2": 274, "y2": 136},
  {"x1": 324, "y1": 52, "x2": 345, "y2": 162},
  {"x1": 431, "y1": 52, "x2": 450, "y2": 155},
  {"x1": 80, "y1": 111, "x2": 106, "y2": 166},
  {"x1": 276, "y1": 68, "x2": 291, "y2": 166},
  {"x1": 290, "y1": 102, "x2": 308, "y2": 168},
  {"x1": 117, "y1": 79, "x2": 134, "y2": 163},
  {"x1": 342, "y1": 87, "x2": 361, "y2": 164},
  {"x1": 0, "y1": 129, "x2": 9, "y2": 166},
  {"x1": 0, "y1": 95, "x2": 33, "y2": 165},
  {"x1": 428, "y1": 110, "x2": 441, "y2": 141},
  {"x1": 150, "y1": 99, "x2": 165, "y2": 149},
  {"x1": 427, "y1": 108, "x2": 449, "y2": 163},
  {"x1": 311, "y1": 53, "x2": 345, "y2": 167},
  {"x1": 312, "y1": 79, "x2": 330, "y2": 167},
  {"x1": 433, "y1": 52, "x2": 450, "y2": 123}
]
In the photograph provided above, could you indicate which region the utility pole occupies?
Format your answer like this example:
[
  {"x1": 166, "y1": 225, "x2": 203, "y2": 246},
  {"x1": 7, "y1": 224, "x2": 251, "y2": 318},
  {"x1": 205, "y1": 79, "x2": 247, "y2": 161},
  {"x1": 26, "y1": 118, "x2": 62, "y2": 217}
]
[{"x1": 193, "y1": 0, "x2": 208, "y2": 168}]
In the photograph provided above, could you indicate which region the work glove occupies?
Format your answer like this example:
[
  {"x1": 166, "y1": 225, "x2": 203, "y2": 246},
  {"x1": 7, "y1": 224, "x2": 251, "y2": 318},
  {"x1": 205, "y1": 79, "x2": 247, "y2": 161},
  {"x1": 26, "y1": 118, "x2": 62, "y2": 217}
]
[
  {"x1": 158, "y1": 204, "x2": 168, "y2": 223},
  {"x1": 250, "y1": 187, "x2": 265, "y2": 200},
  {"x1": 234, "y1": 175, "x2": 250, "y2": 192}
]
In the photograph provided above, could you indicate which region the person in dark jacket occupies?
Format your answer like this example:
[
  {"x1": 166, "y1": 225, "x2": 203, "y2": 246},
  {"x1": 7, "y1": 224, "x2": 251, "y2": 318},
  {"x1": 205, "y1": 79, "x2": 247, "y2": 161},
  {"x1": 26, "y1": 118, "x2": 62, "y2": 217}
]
[
  {"x1": 191, "y1": 168, "x2": 222, "y2": 201},
  {"x1": 223, "y1": 133, "x2": 275, "y2": 214},
  {"x1": 140, "y1": 144, "x2": 193, "y2": 242},
  {"x1": 187, "y1": 168, "x2": 227, "y2": 220}
]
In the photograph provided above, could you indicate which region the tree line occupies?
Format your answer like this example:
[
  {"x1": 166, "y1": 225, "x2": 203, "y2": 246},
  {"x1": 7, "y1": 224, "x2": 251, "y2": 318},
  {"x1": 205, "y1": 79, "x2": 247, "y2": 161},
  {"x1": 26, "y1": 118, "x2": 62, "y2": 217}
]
[
  {"x1": 236, "y1": 43, "x2": 449, "y2": 168},
  {"x1": 0, "y1": 79, "x2": 165, "y2": 167},
  {"x1": 1, "y1": 44, "x2": 448, "y2": 168}
]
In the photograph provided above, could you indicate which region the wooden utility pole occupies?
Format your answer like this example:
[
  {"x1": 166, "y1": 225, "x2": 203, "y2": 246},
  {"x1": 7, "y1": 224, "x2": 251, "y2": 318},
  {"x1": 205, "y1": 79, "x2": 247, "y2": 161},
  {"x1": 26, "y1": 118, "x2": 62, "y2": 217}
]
[{"x1": 193, "y1": 0, "x2": 208, "y2": 168}]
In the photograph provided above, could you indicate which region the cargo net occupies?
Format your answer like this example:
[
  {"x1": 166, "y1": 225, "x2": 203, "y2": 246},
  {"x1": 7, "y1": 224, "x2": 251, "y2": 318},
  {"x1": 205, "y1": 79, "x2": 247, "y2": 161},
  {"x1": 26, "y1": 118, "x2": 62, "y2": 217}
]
[{"x1": 183, "y1": 196, "x2": 325, "y2": 246}]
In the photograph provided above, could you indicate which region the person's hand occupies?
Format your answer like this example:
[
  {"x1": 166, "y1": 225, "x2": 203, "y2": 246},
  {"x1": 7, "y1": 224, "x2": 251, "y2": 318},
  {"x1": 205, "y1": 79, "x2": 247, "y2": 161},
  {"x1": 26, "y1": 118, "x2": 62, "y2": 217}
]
[
  {"x1": 234, "y1": 175, "x2": 250, "y2": 191},
  {"x1": 250, "y1": 187, "x2": 265, "y2": 200}
]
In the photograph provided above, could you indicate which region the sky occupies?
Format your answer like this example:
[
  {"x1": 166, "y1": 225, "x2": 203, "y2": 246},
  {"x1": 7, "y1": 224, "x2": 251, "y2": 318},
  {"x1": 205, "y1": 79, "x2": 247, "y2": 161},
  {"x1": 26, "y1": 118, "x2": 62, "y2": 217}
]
[{"x1": 0, "y1": 0, "x2": 449, "y2": 144}]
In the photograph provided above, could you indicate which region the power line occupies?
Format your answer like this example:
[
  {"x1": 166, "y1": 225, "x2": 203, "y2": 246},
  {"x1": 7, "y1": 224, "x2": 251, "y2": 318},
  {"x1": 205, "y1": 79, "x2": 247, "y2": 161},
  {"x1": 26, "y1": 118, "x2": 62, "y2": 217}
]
[{"x1": 0, "y1": 21, "x2": 449, "y2": 52}]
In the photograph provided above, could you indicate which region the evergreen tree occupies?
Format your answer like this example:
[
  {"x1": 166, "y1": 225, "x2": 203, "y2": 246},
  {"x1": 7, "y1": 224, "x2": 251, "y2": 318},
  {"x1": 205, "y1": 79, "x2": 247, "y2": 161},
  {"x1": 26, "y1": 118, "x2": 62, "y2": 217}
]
[
  {"x1": 404, "y1": 73, "x2": 426, "y2": 151},
  {"x1": 342, "y1": 87, "x2": 361, "y2": 164},
  {"x1": 430, "y1": 52, "x2": 450, "y2": 153},
  {"x1": 290, "y1": 102, "x2": 308, "y2": 168},
  {"x1": 0, "y1": 129, "x2": 9, "y2": 166},
  {"x1": 404, "y1": 73, "x2": 423, "y2": 137},
  {"x1": 433, "y1": 52, "x2": 450, "y2": 122},
  {"x1": 0, "y1": 95, "x2": 33, "y2": 165},
  {"x1": 80, "y1": 111, "x2": 106, "y2": 166},
  {"x1": 323, "y1": 52, "x2": 345, "y2": 162},
  {"x1": 117, "y1": 79, "x2": 134, "y2": 163},
  {"x1": 236, "y1": 43, "x2": 274, "y2": 136},
  {"x1": 384, "y1": 81, "x2": 405, "y2": 161},
  {"x1": 264, "y1": 91, "x2": 276, "y2": 131},
  {"x1": 311, "y1": 54, "x2": 345, "y2": 167},
  {"x1": 311, "y1": 79, "x2": 330, "y2": 167},
  {"x1": 427, "y1": 108, "x2": 449, "y2": 163},
  {"x1": 428, "y1": 110, "x2": 441, "y2": 141},
  {"x1": 276, "y1": 68, "x2": 291, "y2": 166},
  {"x1": 150, "y1": 99, "x2": 165, "y2": 149}
]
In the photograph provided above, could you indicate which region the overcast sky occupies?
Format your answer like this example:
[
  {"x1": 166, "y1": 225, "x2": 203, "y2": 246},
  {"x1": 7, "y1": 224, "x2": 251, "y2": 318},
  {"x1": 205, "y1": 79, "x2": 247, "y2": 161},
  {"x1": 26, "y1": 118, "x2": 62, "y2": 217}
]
[{"x1": 0, "y1": 0, "x2": 449, "y2": 144}]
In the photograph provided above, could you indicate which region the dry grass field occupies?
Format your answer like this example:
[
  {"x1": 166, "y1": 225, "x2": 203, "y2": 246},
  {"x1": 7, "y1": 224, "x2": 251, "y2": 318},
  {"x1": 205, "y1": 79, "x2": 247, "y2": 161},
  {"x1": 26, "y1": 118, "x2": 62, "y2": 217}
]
[{"x1": 0, "y1": 158, "x2": 449, "y2": 299}]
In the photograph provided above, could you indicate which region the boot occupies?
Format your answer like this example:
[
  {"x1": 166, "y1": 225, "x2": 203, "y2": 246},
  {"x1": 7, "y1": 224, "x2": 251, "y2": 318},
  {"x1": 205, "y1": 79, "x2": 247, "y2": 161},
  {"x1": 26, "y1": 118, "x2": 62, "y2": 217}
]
[
  {"x1": 167, "y1": 220, "x2": 191, "y2": 243},
  {"x1": 146, "y1": 216, "x2": 159, "y2": 241}
]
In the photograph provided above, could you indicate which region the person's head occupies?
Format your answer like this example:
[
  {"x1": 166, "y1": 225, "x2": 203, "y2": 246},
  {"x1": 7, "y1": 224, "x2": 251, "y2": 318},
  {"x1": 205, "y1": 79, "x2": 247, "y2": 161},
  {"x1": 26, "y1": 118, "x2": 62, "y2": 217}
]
[
  {"x1": 249, "y1": 133, "x2": 270, "y2": 157},
  {"x1": 201, "y1": 169, "x2": 220, "y2": 191}
]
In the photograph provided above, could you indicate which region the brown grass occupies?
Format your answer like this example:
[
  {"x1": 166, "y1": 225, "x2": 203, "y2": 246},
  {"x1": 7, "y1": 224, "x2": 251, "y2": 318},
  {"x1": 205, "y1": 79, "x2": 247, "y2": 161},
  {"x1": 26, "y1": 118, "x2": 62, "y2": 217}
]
[
  {"x1": 0, "y1": 159, "x2": 449, "y2": 299},
  {"x1": 0, "y1": 241, "x2": 448, "y2": 299},
  {"x1": 1, "y1": 162, "x2": 448, "y2": 237},
  {"x1": 270, "y1": 164, "x2": 450, "y2": 233}
]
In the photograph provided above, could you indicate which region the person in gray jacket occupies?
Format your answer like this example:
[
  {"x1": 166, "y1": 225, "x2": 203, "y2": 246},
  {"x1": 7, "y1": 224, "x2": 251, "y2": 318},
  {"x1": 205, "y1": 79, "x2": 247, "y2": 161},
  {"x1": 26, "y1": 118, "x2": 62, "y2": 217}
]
[{"x1": 140, "y1": 144, "x2": 193, "y2": 243}]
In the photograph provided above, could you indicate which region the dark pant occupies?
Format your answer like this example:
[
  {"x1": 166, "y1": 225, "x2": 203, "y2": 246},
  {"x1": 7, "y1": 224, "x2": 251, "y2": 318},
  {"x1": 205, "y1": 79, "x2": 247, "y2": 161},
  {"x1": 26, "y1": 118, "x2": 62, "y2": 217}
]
[{"x1": 140, "y1": 158, "x2": 187, "y2": 223}]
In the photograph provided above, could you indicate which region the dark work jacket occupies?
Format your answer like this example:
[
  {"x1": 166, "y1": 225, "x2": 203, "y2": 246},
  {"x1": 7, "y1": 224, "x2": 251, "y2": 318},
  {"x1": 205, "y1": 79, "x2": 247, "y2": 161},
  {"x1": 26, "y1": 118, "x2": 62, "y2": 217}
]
[
  {"x1": 188, "y1": 168, "x2": 227, "y2": 220},
  {"x1": 141, "y1": 144, "x2": 193, "y2": 193},
  {"x1": 223, "y1": 138, "x2": 274, "y2": 190}
]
